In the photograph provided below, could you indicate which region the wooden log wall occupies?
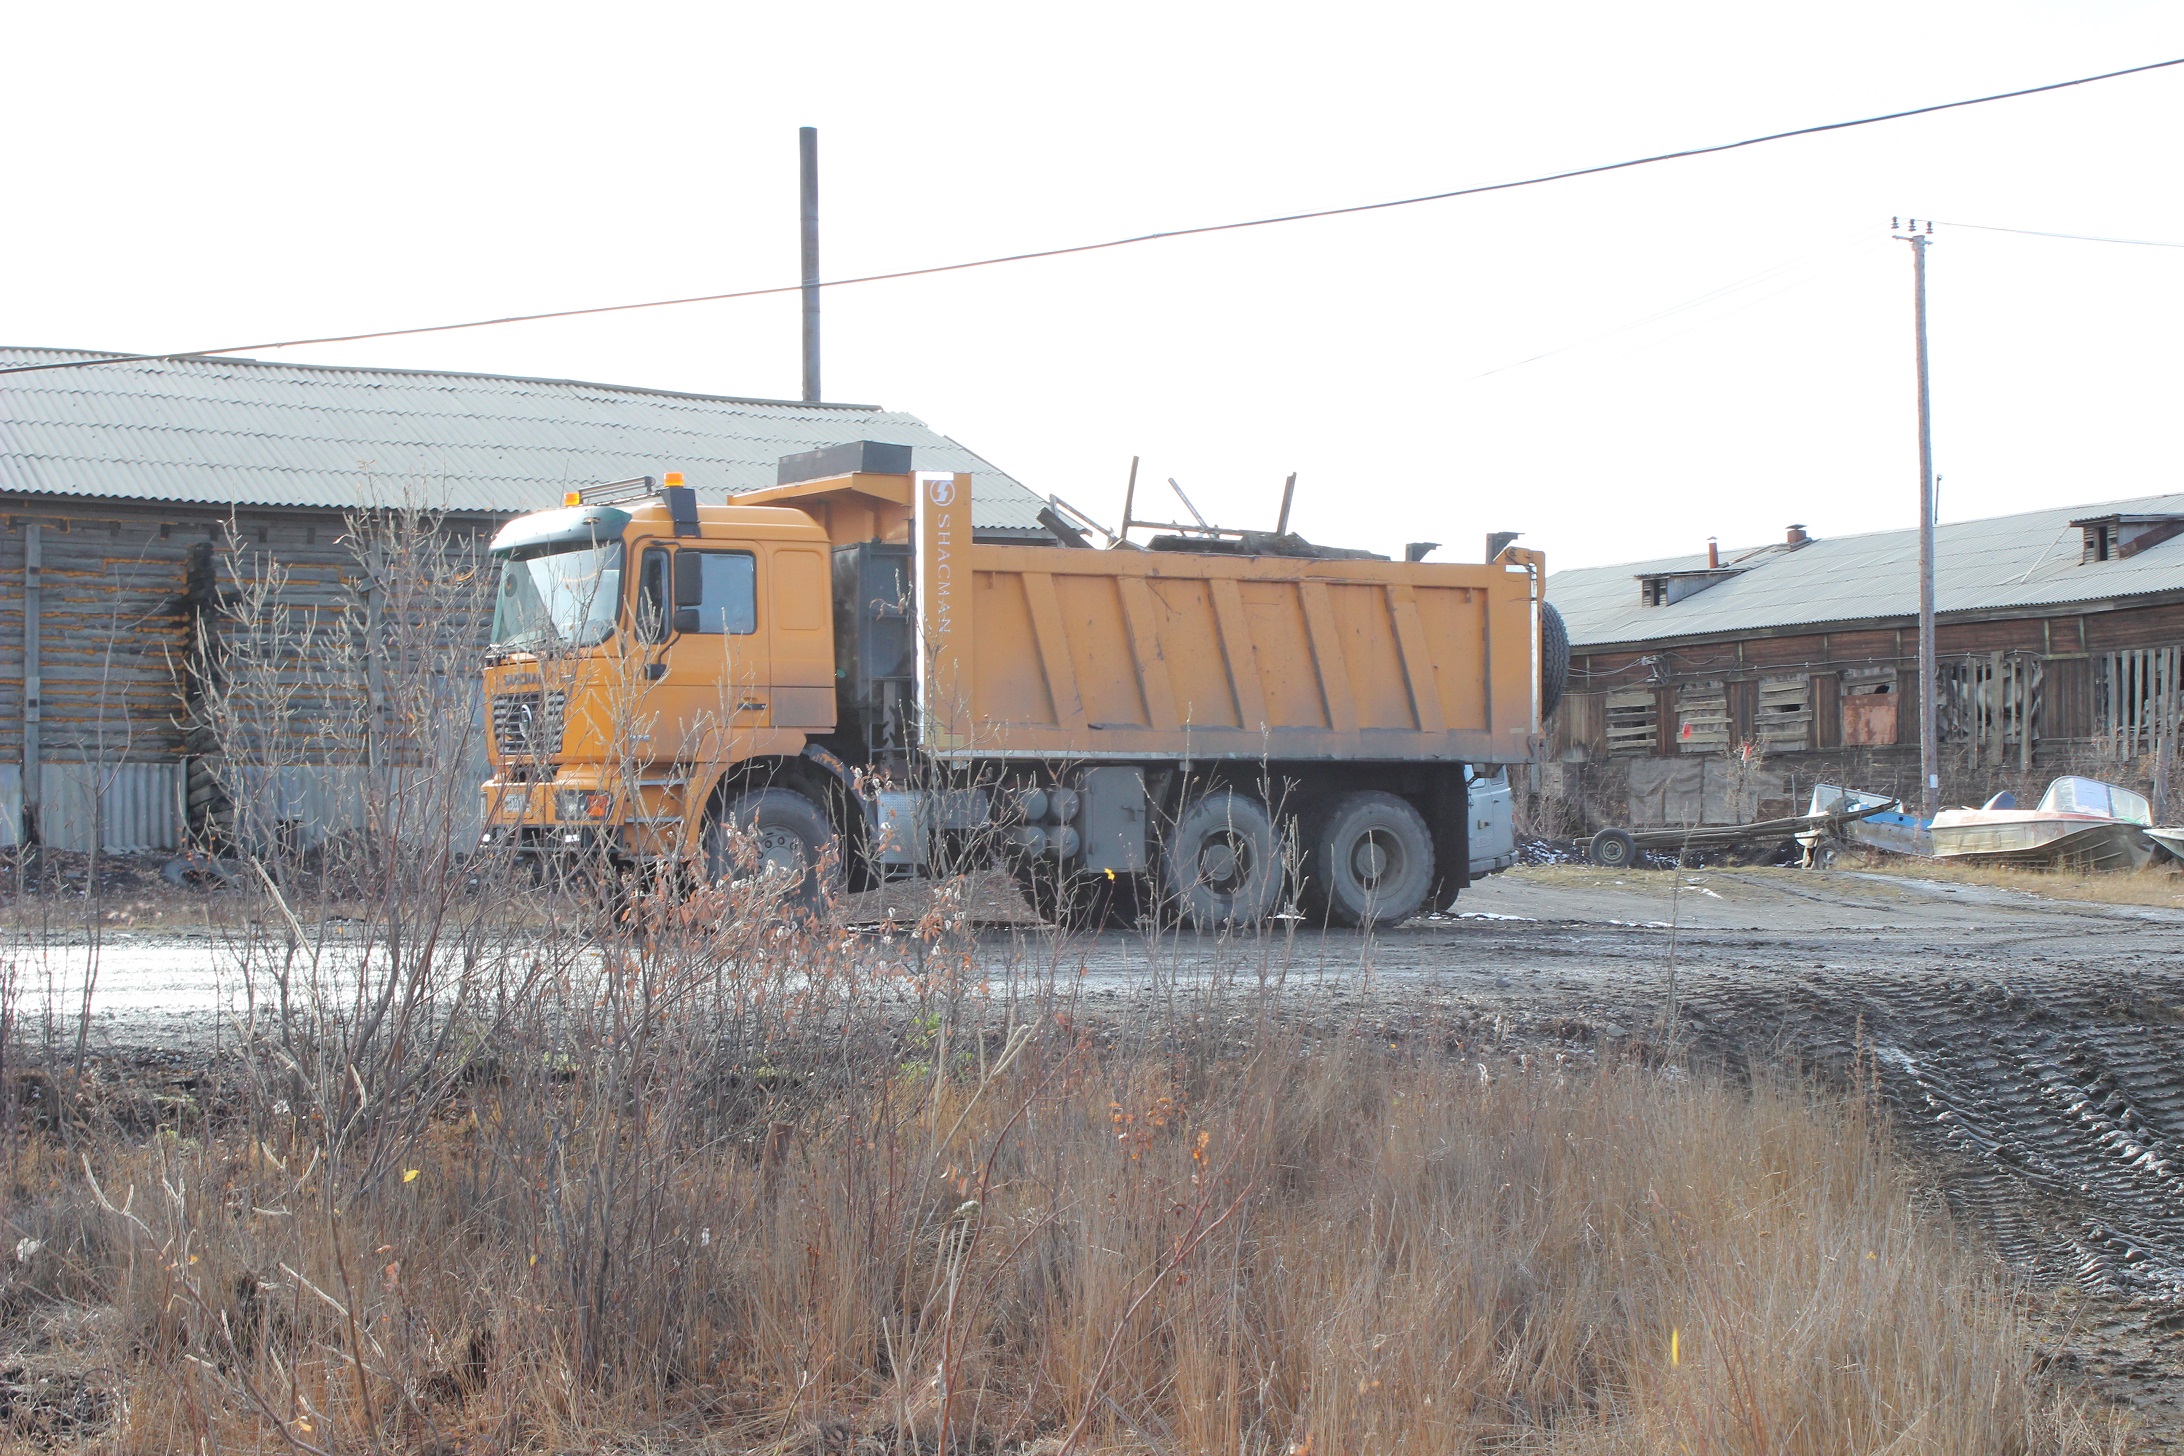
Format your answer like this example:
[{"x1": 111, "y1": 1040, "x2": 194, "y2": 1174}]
[
  {"x1": 1554, "y1": 598, "x2": 2184, "y2": 761},
  {"x1": 5, "y1": 499, "x2": 503, "y2": 850}
]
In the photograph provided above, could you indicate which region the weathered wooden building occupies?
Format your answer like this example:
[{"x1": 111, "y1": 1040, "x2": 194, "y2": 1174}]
[
  {"x1": 0, "y1": 348, "x2": 1044, "y2": 853},
  {"x1": 1542, "y1": 496, "x2": 2184, "y2": 832}
]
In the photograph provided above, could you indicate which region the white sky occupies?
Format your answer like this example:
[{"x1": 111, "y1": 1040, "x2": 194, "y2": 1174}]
[{"x1": 9, "y1": 1, "x2": 2184, "y2": 570}]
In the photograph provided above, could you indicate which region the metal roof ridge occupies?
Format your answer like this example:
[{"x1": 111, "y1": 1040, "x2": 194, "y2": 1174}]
[{"x1": 0, "y1": 346, "x2": 888, "y2": 413}]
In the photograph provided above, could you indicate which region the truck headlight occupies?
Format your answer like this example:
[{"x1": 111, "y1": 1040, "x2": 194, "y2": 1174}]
[{"x1": 556, "y1": 789, "x2": 613, "y2": 821}]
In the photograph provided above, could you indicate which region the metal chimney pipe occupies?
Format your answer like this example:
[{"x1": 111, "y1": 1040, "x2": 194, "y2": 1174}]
[
  {"x1": 799, "y1": 126, "x2": 821, "y2": 404},
  {"x1": 1707, "y1": 537, "x2": 1719, "y2": 569}
]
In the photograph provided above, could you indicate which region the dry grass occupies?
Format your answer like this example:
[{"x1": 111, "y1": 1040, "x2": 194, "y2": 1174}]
[
  {"x1": 1517, "y1": 855, "x2": 2184, "y2": 911},
  {"x1": 1834, "y1": 853, "x2": 2184, "y2": 909},
  {"x1": 0, "y1": 939, "x2": 2126, "y2": 1454}
]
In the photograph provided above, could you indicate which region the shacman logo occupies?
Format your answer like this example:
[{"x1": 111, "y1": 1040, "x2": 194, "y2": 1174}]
[{"x1": 927, "y1": 476, "x2": 956, "y2": 506}]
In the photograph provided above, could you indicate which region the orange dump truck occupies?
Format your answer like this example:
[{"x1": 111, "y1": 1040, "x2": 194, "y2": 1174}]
[{"x1": 481, "y1": 442, "x2": 1564, "y2": 927}]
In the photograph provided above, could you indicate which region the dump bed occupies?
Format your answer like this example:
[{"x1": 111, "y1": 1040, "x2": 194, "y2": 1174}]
[{"x1": 923, "y1": 540, "x2": 1544, "y2": 764}]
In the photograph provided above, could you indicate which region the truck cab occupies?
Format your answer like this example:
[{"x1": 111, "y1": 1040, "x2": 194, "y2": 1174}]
[{"x1": 481, "y1": 477, "x2": 843, "y2": 865}]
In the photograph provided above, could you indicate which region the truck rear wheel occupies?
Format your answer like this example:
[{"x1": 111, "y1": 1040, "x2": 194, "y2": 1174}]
[
  {"x1": 1164, "y1": 790, "x2": 1283, "y2": 931},
  {"x1": 704, "y1": 788, "x2": 834, "y2": 911},
  {"x1": 1313, "y1": 790, "x2": 1435, "y2": 928}
]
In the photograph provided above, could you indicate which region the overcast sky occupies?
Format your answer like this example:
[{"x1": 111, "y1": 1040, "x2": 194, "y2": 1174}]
[{"x1": 10, "y1": 1, "x2": 2184, "y2": 569}]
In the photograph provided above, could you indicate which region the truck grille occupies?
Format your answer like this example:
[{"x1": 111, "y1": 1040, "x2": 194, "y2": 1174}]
[{"x1": 491, "y1": 690, "x2": 566, "y2": 758}]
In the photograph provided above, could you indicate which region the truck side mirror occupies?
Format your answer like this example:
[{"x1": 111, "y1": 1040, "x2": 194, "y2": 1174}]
[
  {"x1": 672, "y1": 607, "x2": 702, "y2": 634},
  {"x1": 673, "y1": 551, "x2": 705, "y2": 608}
]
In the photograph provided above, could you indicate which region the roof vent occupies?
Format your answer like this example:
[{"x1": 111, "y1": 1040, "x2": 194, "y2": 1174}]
[
  {"x1": 1637, "y1": 566, "x2": 1745, "y2": 607},
  {"x1": 2068, "y1": 512, "x2": 2184, "y2": 563}
]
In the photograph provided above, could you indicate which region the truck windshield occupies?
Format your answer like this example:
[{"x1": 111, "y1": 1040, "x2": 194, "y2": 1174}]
[{"x1": 491, "y1": 542, "x2": 623, "y2": 651}]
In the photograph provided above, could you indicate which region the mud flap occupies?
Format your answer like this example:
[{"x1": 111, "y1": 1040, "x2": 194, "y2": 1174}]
[{"x1": 1429, "y1": 763, "x2": 1471, "y2": 911}]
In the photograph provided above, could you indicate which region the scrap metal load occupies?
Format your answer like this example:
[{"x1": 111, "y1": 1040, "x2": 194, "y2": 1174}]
[{"x1": 479, "y1": 443, "x2": 1562, "y2": 928}]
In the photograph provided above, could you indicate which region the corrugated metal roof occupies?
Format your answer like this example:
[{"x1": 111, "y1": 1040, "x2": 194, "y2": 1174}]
[
  {"x1": 1549, "y1": 491, "x2": 2184, "y2": 649},
  {"x1": 0, "y1": 347, "x2": 1047, "y2": 529}
]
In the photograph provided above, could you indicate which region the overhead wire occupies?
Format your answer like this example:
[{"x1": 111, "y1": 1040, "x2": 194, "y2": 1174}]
[
  {"x1": 3, "y1": 53, "x2": 2181, "y2": 380},
  {"x1": 1585, "y1": 236, "x2": 1897, "y2": 370},
  {"x1": 1467, "y1": 226, "x2": 1881, "y2": 380},
  {"x1": 1937, "y1": 220, "x2": 2184, "y2": 248}
]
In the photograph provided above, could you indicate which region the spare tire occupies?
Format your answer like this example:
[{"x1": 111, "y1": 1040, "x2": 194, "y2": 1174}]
[{"x1": 1540, "y1": 601, "x2": 1570, "y2": 721}]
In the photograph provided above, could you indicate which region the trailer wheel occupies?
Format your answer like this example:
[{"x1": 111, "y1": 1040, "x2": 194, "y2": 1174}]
[
  {"x1": 1164, "y1": 790, "x2": 1283, "y2": 931},
  {"x1": 1588, "y1": 827, "x2": 1638, "y2": 869},
  {"x1": 704, "y1": 788, "x2": 835, "y2": 911},
  {"x1": 1313, "y1": 791, "x2": 1436, "y2": 928}
]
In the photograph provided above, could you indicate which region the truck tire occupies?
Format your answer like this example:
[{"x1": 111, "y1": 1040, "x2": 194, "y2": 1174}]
[
  {"x1": 1588, "y1": 827, "x2": 1638, "y2": 869},
  {"x1": 704, "y1": 788, "x2": 834, "y2": 910},
  {"x1": 1163, "y1": 790, "x2": 1283, "y2": 931},
  {"x1": 1313, "y1": 790, "x2": 1435, "y2": 928},
  {"x1": 1541, "y1": 601, "x2": 1570, "y2": 721}
]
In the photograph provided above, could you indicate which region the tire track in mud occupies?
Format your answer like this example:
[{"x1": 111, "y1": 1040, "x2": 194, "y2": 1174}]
[{"x1": 1662, "y1": 958, "x2": 2184, "y2": 1432}]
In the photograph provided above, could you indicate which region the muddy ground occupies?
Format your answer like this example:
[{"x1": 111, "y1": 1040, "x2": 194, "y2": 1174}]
[{"x1": 13, "y1": 862, "x2": 2184, "y2": 1439}]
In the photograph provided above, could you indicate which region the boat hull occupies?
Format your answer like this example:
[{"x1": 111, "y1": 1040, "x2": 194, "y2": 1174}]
[{"x1": 1928, "y1": 814, "x2": 2153, "y2": 871}]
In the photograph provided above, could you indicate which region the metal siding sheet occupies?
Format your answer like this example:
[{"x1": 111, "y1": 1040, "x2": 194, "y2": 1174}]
[{"x1": 25, "y1": 761, "x2": 185, "y2": 853}]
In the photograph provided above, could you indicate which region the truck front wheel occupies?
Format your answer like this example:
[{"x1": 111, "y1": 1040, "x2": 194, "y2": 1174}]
[
  {"x1": 703, "y1": 788, "x2": 834, "y2": 911},
  {"x1": 1313, "y1": 790, "x2": 1435, "y2": 928},
  {"x1": 1164, "y1": 790, "x2": 1283, "y2": 931}
]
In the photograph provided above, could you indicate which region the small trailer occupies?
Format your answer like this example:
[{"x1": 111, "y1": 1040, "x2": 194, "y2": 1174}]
[{"x1": 1586, "y1": 797, "x2": 1901, "y2": 869}]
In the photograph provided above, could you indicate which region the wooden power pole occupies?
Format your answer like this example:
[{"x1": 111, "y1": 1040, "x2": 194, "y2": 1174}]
[
  {"x1": 800, "y1": 126, "x2": 822, "y2": 404},
  {"x1": 1897, "y1": 218, "x2": 1939, "y2": 818}
]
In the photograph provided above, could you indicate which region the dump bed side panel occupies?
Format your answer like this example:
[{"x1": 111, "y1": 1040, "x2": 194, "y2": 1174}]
[{"x1": 946, "y1": 544, "x2": 1540, "y2": 763}]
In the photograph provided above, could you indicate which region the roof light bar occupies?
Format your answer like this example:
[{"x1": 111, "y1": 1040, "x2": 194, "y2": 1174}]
[{"x1": 575, "y1": 475, "x2": 660, "y2": 507}]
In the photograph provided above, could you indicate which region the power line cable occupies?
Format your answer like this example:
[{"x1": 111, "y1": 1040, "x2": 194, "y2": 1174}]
[
  {"x1": 1469, "y1": 226, "x2": 1878, "y2": 379},
  {"x1": 1588, "y1": 237, "x2": 1897, "y2": 370},
  {"x1": 4, "y1": 53, "x2": 2181, "y2": 380},
  {"x1": 1938, "y1": 220, "x2": 2184, "y2": 248}
]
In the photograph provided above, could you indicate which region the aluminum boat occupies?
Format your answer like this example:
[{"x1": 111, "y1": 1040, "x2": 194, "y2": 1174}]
[
  {"x1": 1928, "y1": 776, "x2": 2154, "y2": 871},
  {"x1": 1796, "y1": 784, "x2": 1931, "y2": 860}
]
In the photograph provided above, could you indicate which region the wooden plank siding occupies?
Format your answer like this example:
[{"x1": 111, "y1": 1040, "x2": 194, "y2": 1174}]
[
  {"x1": 5, "y1": 497, "x2": 502, "y2": 771},
  {"x1": 1553, "y1": 597, "x2": 2184, "y2": 761}
]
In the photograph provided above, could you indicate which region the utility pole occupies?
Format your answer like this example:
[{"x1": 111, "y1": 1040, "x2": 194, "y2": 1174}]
[
  {"x1": 799, "y1": 126, "x2": 822, "y2": 403},
  {"x1": 1896, "y1": 218, "x2": 1939, "y2": 817}
]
